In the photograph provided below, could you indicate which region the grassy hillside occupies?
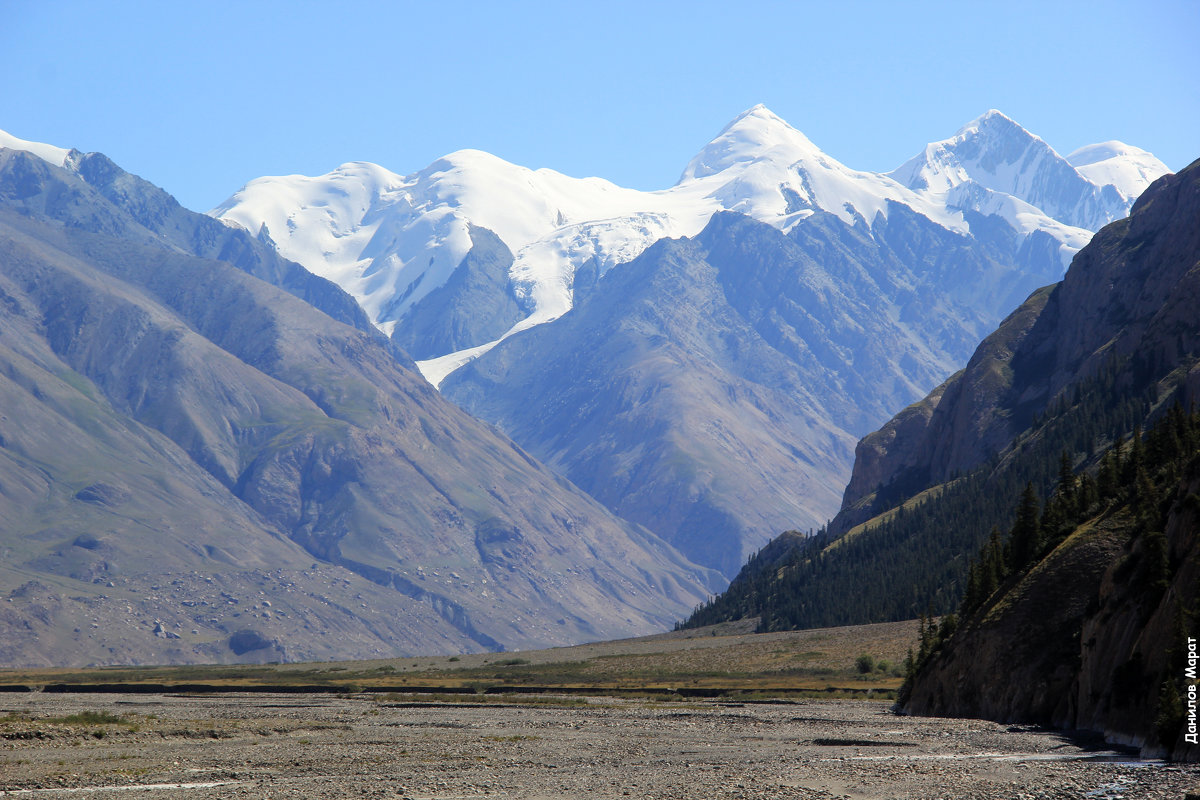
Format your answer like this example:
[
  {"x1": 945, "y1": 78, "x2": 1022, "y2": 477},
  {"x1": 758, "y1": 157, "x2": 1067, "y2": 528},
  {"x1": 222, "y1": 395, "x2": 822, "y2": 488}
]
[{"x1": 0, "y1": 620, "x2": 916, "y2": 700}]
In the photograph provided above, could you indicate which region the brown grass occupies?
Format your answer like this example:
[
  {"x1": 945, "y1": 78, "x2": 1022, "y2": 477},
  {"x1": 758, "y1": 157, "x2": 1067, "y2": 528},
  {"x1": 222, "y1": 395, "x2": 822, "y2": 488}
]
[{"x1": 0, "y1": 619, "x2": 917, "y2": 699}]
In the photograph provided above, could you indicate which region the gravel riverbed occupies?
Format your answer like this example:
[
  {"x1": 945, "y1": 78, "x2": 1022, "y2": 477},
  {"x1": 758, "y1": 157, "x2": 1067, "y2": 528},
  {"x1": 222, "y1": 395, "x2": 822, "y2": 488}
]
[{"x1": 0, "y1": 693, "x2": 1196, "y2": 799}]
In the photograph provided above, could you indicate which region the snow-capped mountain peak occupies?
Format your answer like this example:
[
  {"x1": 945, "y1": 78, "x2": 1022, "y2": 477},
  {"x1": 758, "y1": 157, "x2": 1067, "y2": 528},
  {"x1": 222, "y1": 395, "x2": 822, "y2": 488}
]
[
  {"x1": 1066, "y1": 141, "x2": 1170, "y2": 204},
  {"x1": 0, "y1": 127, "x2": 70, "y2": 167},
  {"x1": 956, "y1": 108, "x2": 1023, "y2": 136},
  {"x1": 890, "y1": 109, "x2": 1059, "y2": 198},
  {"x1": 678, "y1": 104, "x2": 821, "y2": 182},
  {"x1": 674, "y1": 105, "x2": 962, "y2": 236},
  {"x1": 888, "y1": 110, "x2": 1161, "y2": 233},
  {"x1": 210, "y1": 108, "x2": 1164, "y2": 387}
]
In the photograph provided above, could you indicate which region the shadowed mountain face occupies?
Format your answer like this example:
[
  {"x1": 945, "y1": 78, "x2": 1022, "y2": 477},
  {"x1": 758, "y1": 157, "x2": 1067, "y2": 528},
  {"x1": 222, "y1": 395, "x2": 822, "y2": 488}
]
[
  {"x1": 838, "y1": 159, "x2": 1200, "y2": 528},
  {"x1": 388, "y1": 225, "x2": 529, "y2": 361},
  {"x1": 0, "y1": 148, "x2": 720, "y2": 667},
  {"x1": 897, "y1": 198, "x2": 1200, "y2": 756},
  {"x1": 442, "y1": 207, "x2": 1050, "y2": 577},
  {"x1": 892, "y1": 163, "x2": 1200, "y2": 759}
]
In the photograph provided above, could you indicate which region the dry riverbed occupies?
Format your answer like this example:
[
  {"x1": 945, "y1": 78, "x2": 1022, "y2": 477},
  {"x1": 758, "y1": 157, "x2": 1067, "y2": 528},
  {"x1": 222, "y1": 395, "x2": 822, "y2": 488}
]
[{"x1": 1, "y1": 692, "x2": 1197, "y2": 799}]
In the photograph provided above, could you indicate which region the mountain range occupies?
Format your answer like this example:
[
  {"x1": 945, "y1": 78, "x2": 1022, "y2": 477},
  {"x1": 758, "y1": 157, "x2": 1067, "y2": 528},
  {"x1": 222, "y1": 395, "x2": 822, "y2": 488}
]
[
  {"x1": 212, "y1": 107, "x2": 1164, "y2": 380},
  {"x1": 0, "y1": 109, "x2": 1174, "y2": 668},
  {"x1": 0, "y1": 143, "x2": 719, "y2": 667},
  {"x1": 210, "y1": 107, "x2": 1167, "y2": 575}
]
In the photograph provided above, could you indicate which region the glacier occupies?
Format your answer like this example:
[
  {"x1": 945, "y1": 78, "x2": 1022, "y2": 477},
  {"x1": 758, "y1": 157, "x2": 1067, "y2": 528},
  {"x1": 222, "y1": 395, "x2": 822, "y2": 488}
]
[{"x1": 198, "y1": 107, "x2": 1166, "y2": 386}]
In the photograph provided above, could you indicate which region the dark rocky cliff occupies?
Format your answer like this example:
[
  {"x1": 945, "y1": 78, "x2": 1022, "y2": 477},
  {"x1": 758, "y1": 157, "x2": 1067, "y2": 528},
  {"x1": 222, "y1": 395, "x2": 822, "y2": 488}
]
[
  {"x1": 836, "y1": 159, "x2": 1200, "y2": 532},
  {"x1": 905, "y1": 445, "x2": 1200, "y2": 760},
  {"x1": 883, "y1": 161, "x2": 1200, "y2": 759}
]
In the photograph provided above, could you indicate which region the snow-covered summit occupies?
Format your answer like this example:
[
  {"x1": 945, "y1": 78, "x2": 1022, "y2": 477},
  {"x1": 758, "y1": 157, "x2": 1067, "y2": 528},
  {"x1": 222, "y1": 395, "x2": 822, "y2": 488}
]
[
  {"x1": 0, "y1": 127, "x2": 71, "y2": 167},
  {"x1": 674, "y1": 104, "x2": 961, "y2": 234},
  {"x1": 212, "y1": 148, "x2": 696, "y2": 350},
  {"x1": 215, "y1": 105, "x2": 964, "y2": 385},
  {"x1": 679, "y1": 104, "x2": 822, "y2": 181},
  {"x1": 888, "y1": 110, "x2": 1163, "y2": 232},
  {"x1": 1066, "y1": 141, "x2": 1169, "y2": 204},
  {"x1": 210, "y1": 107, "x2": 1165, "y2": 386}
]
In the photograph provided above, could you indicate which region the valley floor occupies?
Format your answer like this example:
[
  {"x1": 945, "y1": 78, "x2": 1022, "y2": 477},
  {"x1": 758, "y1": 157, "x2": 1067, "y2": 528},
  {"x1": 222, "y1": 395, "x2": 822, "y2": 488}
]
[{"x1": 1, "y1": 692, "x2": 1196, "y2": 800}]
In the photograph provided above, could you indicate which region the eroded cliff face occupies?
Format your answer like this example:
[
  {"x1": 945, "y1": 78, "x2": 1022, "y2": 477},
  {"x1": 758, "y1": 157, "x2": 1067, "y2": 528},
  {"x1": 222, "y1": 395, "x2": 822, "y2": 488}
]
[
  {"x1": 905, "y1": 470, "x2": 1200, "y2": 760},
  {"x1": 1071, "y1": 471, "x2": 1200, "y2": 760},
  {"x1": 836, "y1": 159, "x2": 1200, "y2": 529}
]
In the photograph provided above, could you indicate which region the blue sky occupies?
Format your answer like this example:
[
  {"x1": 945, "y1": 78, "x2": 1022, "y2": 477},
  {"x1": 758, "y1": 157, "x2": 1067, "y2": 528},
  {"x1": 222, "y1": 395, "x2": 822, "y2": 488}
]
[{"x1": 3, "y1": 0, "x2": 1196, "y2": 212}]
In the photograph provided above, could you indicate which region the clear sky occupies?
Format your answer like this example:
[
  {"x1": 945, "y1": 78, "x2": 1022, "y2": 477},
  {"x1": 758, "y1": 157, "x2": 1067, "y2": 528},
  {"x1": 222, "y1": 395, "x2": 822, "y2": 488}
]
[{"x1": 2, "y1": 0, "x2": 1196, "y2": 213}]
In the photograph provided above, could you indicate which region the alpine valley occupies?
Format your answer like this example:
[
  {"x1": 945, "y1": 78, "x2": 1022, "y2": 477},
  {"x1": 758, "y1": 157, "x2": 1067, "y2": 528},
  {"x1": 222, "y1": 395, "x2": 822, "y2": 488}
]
[{"x1": 0, "y1": 108, "x2": 1175, "y2": 671}]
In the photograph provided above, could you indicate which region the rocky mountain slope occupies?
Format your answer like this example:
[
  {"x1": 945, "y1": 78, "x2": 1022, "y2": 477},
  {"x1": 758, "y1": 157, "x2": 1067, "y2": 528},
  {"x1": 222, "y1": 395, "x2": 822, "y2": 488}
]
[
  {"x1": 893, "y1": 162, "x2": 1200, "y2": 759},
  {"x1": 904, "y1": 409, "x2": 1200, "y2": 761},
  {"x1": 683, "y1": 159, "x2": 1197, "y2": 631},
  {"x1": 0, "y1": 146, "x2": 720, "y2": 667},
  {"x1": 440, "y1": 205, "x2": 1049, "y2": 576},
  {"x1": 839, "y1": 156, "x2": 1200, "y2": 528},
  {"x1": 0, "y1": 130, "x2": 376, "y2": 340}
]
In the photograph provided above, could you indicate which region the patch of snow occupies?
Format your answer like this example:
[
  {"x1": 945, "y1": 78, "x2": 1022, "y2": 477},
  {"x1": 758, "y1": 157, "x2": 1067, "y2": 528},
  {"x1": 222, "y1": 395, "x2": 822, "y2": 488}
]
[{"x1": 0, "y1": 127, "x2": 70, "y2": 167}]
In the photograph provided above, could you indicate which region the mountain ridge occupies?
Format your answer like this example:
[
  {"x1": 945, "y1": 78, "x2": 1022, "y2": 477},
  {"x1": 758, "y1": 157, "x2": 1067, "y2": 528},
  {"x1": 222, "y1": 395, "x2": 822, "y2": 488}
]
[
  {"x1": 439, "y1": 203, "x2": 1059, "y2": 577},
  {"x1": 0, "y1": 146, "x2": 721, "y2": 666},
  {"x1": 204, "y1": 108, "x2": 1164, "y2": 386}
]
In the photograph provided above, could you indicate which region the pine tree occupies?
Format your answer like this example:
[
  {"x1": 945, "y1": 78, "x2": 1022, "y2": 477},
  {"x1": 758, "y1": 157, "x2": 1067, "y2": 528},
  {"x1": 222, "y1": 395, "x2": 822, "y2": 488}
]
[
  {"x1": 1077, "y1": 472, "x2": 1099, "y2": 516},
  {"x1": 1008, "y1": 483, "x2": 1042, "y2": 573},
  {"x1": 1125, "y1": 425, "x2": 1146, "y2": 484},
  {"x1": 1097, "y1": 448, "x2": 1120, "y2": 500},
  {"x1": 1057, "y1": 451, "x2": 1076, "y2": 506}
]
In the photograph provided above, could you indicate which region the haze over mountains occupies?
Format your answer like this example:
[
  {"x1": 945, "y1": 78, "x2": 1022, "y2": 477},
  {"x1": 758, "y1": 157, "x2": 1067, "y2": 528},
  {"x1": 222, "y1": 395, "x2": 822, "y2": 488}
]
[
  {"x1": 211, "y1": 107, "x2": 1168, "y2": 575},
  {"x1": 0, "y1": 109, "x2": 1173, "y2": 667}
]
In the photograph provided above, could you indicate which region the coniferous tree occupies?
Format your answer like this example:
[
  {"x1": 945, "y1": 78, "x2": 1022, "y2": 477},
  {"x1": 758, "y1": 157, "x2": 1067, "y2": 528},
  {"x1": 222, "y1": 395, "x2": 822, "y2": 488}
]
[
  {"x1": 1077, "y1": 472, "x2": 1099, "y2": 516},
  {"x1": 1008, "y1": 483, "x2": 1042, "y2": 573},
  {"x1": 1098, "y1": 447, "x2": 1120, "y2": 499},
  {"x1": 1125, "y1": 425, "x2": 1146, "y2": 484},
  {"x1": 962, "y1": 558, "x2": 982, "y2": 615},
  {"x1": 1057, "y1": 451, "x2": 1076, "y2": 507}
]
